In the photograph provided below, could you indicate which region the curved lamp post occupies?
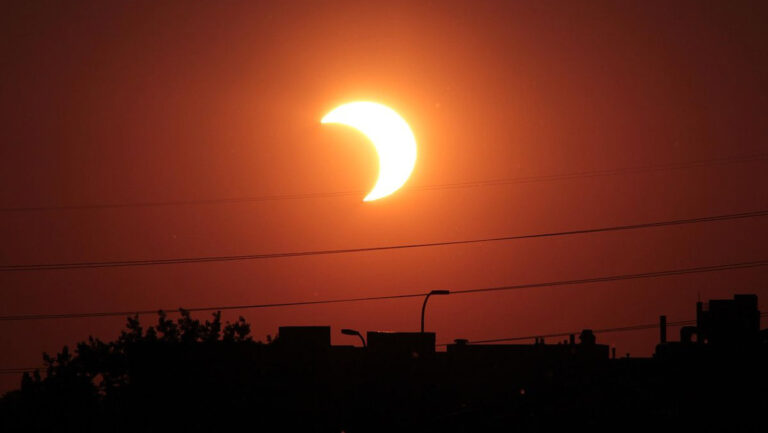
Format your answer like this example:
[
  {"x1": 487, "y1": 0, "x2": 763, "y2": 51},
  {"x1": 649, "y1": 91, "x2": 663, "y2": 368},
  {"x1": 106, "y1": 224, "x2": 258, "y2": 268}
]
[
  {"x1": 421, "y1": 290, "x2": 450, "y2": 333},
  {"x1": 341, "y1": 328, "x2": 366, "y2": 347}
]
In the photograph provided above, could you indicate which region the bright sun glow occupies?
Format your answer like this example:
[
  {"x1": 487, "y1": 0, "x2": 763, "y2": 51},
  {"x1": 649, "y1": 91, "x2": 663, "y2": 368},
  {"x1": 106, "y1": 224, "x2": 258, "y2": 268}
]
[{"x1": 321, "y1": 101, "x2": 417, "y2": 202}]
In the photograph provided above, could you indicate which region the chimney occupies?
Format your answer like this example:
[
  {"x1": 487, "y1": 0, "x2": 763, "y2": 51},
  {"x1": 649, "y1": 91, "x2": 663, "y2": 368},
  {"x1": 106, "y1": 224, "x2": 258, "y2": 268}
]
[
  {"x1": 569, "y1": 334, "x2": 575, "y2": 345},
  {"x1": 696, "y1": 301, "x2": 703, "y2": 327},
  {"x1": 659, "y1": 315, "x2": 667, "y2": 344}
]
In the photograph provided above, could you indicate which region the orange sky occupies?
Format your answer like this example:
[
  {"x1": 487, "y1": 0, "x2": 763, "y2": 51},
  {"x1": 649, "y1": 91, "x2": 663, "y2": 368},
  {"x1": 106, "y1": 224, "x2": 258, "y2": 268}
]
[{"x1": 1, "y1": 0, "x2": 767, "y2": 393}]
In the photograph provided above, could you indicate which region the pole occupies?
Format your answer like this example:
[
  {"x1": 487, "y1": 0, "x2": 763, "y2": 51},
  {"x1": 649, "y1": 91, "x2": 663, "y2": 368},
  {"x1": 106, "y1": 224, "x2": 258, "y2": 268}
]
[
  {"x1": 421, "y1": 290, "x2": 450, "y2": 333},
  {"x1": 421, "y1": 293, "x2": 432, "y2": 333}
]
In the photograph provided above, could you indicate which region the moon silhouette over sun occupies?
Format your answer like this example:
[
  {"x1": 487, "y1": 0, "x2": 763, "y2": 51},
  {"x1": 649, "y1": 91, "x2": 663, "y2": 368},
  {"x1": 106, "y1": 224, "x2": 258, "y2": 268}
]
[{"x1": 321, "y1": 102, "x2": 417, "y2": 202}]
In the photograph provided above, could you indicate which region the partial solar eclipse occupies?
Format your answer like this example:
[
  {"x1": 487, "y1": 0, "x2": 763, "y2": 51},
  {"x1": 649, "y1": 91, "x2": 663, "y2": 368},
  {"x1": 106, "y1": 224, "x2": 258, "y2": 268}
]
[{"x1": 322, "y1": 102, "x2": 417, "y2": 202}]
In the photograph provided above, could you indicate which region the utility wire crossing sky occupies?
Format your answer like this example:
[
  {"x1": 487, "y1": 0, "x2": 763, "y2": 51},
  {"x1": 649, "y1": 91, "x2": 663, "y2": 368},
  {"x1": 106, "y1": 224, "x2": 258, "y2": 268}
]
[
  {"x1": 1, "y1": 258, "x2": 765, "y2": 322},
  {"x1": 2, "y1": 209, "x2": 766, "y2": 271}
]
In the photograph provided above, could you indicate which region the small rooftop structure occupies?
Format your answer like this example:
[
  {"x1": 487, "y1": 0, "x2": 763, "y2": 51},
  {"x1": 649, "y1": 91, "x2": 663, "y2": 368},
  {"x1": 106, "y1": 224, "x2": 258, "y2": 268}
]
[
  {"x1": 446, "y1": 329, "x2": 609, "y2": 364},
  {"x1": 366, "y1": 331, "x2": 435, "y2": 358}
]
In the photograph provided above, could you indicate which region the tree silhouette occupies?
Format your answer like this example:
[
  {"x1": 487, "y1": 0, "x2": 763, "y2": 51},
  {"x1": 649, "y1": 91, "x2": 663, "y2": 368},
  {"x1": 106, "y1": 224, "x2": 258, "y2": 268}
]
[
  {"x1": 0, "y1": 310, "x2": 259, "y2": 431},
  {"x1": 3, "y1": 302, "x2": 766, "y2": 432}
]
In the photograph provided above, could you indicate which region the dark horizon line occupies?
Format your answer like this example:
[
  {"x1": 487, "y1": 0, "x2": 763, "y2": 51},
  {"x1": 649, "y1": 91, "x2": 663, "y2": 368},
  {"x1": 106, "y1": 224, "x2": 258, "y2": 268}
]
[{"x1": 3, "y1": 311, "x2": 767, "y2": 375}]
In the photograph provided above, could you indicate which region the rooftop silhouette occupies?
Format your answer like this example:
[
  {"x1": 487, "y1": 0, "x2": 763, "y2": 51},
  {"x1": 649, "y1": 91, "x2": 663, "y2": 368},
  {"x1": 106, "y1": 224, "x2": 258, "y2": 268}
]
[{"x1": 1, "y1": 295, "x2": 765, "y2": 432}]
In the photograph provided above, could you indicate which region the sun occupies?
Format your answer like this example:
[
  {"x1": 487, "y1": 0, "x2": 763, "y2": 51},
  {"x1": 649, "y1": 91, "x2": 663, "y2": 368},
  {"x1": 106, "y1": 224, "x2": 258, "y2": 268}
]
[{"x1": 321, "y1": 102, "x2": 417, "y2": 202}]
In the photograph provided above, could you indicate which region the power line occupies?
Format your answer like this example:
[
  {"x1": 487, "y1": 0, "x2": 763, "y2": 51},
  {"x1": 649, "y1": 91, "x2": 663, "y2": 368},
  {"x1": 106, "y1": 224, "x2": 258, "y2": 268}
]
[
  {"x1": 450, "y1": 260, "x2": 768, "y2": 296},
  {"x1": 0, "y1": 259, "x2": 766, "y2": 322},
  {"x1": 440, "y1": 312, "x2": 768, "y2": 346},
  {"x1": 2, "y1": 209, "x2": 767, "y2": 272},
  {"x1": 441, "y1": 320, "x2": 697, "y2": 346},
  {"x1": 1, "y1": 152, "x2": 766, "y2": 213}
]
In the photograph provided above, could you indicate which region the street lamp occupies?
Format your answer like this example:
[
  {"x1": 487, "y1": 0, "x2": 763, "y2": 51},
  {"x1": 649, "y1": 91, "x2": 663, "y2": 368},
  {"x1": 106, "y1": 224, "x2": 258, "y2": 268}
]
[
  {"x1": 341, "y1": 328, "x2": 366, "y2": 347},
  {"x1": 421, "y1": 290, "x2": 450, "y2": 333}
]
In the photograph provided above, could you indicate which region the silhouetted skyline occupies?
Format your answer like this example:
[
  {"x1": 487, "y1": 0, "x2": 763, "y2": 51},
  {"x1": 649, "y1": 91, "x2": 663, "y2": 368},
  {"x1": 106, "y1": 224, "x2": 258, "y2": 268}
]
[
  {"x1": 2, "y1": 0, "x2": 767, "y2": 400},
  {"x1": 2, "y1": 294, "x2": 766, "y2": 431}
]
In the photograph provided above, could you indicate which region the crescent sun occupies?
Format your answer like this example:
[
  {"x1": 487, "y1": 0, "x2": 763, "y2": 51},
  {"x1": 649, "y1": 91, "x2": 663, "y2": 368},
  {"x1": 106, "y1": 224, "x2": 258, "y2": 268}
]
[{"x1": 321, "y1": 102, "x2": 417, "y2": 202}]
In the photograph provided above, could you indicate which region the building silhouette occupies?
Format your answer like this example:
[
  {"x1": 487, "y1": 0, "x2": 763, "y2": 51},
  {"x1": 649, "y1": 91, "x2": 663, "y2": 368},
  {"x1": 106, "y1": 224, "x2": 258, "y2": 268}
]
[
  {"x1": 656, "y1": 294, "x2": 764, "y2": 359},
  {"x1": 1, "y1": 294, "x2": 766, "y2": 432}
]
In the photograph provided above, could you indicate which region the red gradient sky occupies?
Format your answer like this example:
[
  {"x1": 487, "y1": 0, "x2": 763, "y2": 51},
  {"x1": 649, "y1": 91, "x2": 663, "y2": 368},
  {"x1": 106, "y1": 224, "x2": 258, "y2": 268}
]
[{"x1": 1, "y1": 1, "x2": 767, "y2": 393}]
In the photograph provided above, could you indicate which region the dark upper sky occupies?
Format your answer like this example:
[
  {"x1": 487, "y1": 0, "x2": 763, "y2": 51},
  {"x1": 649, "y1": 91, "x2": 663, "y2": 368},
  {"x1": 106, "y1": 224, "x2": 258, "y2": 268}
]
[{"x1": 1, "y1": 0, "x2": 767, "y2": 393}]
